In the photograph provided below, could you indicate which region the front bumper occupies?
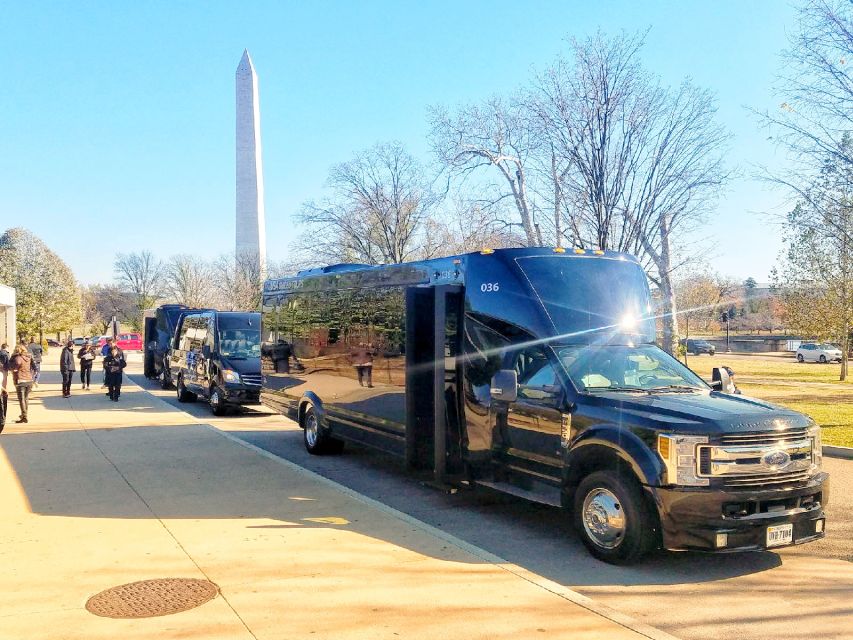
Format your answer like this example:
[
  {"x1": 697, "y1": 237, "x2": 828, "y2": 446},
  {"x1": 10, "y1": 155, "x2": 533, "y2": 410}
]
[
  {"x1": 222, "y1": 383, "x2": 261, "y2": 405},
  {"x1": 648, "y1": 472, "x2": 829, "y2": 552}
]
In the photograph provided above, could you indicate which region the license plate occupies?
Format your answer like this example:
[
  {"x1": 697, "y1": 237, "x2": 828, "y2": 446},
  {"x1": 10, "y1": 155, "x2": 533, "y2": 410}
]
[{"x1": 766, "y1": 523, "x2": 793, "y2": 547}]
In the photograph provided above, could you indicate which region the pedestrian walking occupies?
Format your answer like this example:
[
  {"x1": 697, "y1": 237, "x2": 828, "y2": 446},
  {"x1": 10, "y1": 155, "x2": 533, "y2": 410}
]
[
  {"x1": 9, "y1": 345, "x2": 35, "y2": 423},
  {"x1": 103, "y1": 346, "x2": 126, "y2": 402},
  {"x1": 0, "y1": 346, "x2": 9, "y2": 434},
  {"x1": 60, "y1": 340, "x2": 76, "y2": 397},
  {"x1": 77, "y1": 339, "x2": 96, "y2": 389},
  {"x1": 350, "y1": 342, "x2": 375, "y2": 388},
  {"x1": 101, "y1": 337, "x2": 123, "y2": 387},
  {"x1": 27, "y1": 336, "x2": 43, "y2": 388}
]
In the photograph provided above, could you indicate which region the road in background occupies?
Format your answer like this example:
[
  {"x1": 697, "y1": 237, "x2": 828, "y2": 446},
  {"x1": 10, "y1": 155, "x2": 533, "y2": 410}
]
[{"x1": 129, "y1": 367, "x2": 853, "y2": 640}]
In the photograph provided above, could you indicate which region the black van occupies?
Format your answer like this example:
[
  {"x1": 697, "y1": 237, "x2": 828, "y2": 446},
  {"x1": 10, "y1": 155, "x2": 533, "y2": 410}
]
[
  {"x1": 261, "y1": 248, "x2": 828, "y2": 564},
  {"x1": 169, "y1": 310, "x2": 262, "y2": 415}
]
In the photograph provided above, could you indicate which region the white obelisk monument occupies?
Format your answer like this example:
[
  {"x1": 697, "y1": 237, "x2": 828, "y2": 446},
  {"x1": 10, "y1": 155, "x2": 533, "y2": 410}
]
[{"x1": 235, "y1": 49, "x2": 266, "y2": 275}]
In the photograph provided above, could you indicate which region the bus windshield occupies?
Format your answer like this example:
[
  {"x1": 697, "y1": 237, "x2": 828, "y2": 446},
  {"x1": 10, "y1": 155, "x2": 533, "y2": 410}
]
[
  {"x1": 516, "y1": 256, "x2": 655, "y2": 343},
  {"x1": 219, "y1": 329, "x2": 261, "y2": 358},
  {"x1": 555, "y1": 344, "x2": 708, "y2": 393}
]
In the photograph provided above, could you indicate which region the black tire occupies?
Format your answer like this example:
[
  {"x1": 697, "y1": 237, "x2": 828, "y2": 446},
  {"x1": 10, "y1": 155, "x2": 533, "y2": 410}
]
[
  {"x1": 573, "y1": 470, "x2": 656, "y2": 565},
  {"x1": 161, "y1": 360, "x2": 173, "y2": 390},
  {"x1": 819, "y1": 355, "x2": 827, "y2": 364},
  {"x1": 302, "y1": 406, "x2": 344, "y2": 455},
  {"x1": 176, "y1": 375, "x2": 197, "y2": 403},
  {"x1": 210, "y1": 385, "x2": 227, "y2": 416},
  {"x1": 797, "y1": 354, "x2": 804, "y2": 363}
]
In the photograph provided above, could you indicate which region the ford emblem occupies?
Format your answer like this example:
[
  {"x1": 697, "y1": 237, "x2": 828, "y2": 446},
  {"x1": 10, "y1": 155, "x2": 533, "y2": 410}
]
[{"x1": 763, "y1": 450, "x2": 791, "y2": 468}]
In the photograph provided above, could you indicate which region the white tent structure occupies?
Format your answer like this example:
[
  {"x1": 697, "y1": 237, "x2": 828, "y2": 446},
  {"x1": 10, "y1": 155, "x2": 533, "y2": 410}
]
[{"x1": 0, "y1": 284, "x2": 15, "y2": 346}]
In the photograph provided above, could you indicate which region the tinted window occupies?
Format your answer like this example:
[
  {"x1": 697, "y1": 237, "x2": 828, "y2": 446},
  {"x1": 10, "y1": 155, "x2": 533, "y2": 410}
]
[{"x1": 515, "y1": 256, "x2": 655, "y2": 342}]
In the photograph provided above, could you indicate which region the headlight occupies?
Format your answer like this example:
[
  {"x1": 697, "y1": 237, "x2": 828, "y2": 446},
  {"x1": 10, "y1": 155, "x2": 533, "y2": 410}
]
[
  {"x1": 808, "y1": 423, "x2": 822, "y2": 472},
  {"x1": 657, "y1": 434, "x2": 709, "y2": 486},
  {"x1": 222, "y1": 369, "x2": 241, "y2": 383}
]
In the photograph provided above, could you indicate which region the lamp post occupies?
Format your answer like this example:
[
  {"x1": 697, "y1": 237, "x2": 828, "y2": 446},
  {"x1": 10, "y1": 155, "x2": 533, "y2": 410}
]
[{"x1": 722, "y1": 311, "x2": 731, "y2": 352}]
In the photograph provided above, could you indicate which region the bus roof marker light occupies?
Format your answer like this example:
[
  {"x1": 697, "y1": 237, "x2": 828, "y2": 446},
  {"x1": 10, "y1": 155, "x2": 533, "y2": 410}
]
[
  {"x1": 573, "y1": 248, "x2": 586, "y2": 255},
  {"x1": 480, "y1": 248, "x2": 495, "y2": 255},
  {"x1": 593, "y1": 249, "x2": 605, "y2": 255},
  {"x1": 553, "y1": 247, "x2": 566, "y2": 253}
]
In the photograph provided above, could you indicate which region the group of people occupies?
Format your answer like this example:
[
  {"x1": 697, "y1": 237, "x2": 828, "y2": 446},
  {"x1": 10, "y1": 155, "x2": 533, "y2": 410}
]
[
  {"x1": 0, "y1": 336, "x2": 128, "y2": 431},
  {"x1": 59, "y1": 337, "x2": 127, "y2": 401}
]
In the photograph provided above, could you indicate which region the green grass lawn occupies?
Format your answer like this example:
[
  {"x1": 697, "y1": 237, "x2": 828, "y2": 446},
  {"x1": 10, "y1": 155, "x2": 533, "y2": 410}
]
[{"x1": 685, "y1": 356, "x2": 853, "y2": 447}]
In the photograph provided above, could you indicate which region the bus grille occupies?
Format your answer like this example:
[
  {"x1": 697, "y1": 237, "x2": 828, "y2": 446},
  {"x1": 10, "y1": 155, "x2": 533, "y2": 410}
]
[{"x1": 241, "y1": 373, "x2": 262, "y2": 386}]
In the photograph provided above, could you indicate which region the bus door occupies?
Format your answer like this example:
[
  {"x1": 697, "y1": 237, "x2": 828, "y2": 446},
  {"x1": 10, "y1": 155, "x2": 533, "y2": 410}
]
[{"x1": 405, "y1": 285, "x2": 464, "y2": 481}]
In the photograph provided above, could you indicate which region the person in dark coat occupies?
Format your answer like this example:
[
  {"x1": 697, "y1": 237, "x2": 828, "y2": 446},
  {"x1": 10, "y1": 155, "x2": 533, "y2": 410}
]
[
  {"x1": 59, "y1": 340, "x2": 76, "y2": 397},
  {"x1": 103, "y1": 346, "x2": 127, "y2": 401},
  {"x1": 9, "y1": 345, "x2": 35, "y2": 423},
  {"x1": 350, "y1": 343, "x2": 375, "y2": 388},
  {"x1": 77, "y1": 339, "x2": 96, "y2": 390},
  {"x1": 0, "y1": 346, "x2": 8, "y2": 433},
  {"x1": 27, "y1": 336, "x2": 43, "y2": 388}
]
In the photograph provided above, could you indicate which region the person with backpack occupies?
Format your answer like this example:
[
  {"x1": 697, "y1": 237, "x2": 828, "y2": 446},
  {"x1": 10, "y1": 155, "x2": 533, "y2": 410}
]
[
  {"x1": 103, "y1": 345, "x2": 127, "y2": 402},
  {"x1": 9, "y1": 345, "x2": 35, "y2": 423},
  {"x1": 59, "y1": 340, "x2": 76, "y2": 398}
]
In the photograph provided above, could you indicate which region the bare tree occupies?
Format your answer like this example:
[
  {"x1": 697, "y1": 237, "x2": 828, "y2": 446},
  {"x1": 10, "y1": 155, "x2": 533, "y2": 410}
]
[
  {"x1": 533, "y1": 32, "x2": 729, "y2": 353},
  {"x1": 429, "y1": 97, "x2": 543, "y2": 246},
  {"x1": 758, "y1": 0, "x2": 853, "y2": 242},
  {"x1": 296, "y1": 142, "x2": 438, "y2": 265},
  {"x1": 82, "y1": 284, "x2": 137, "y2": 333},
  {"x1": 114, "y1": 251, "x2": 163, "y2": 314},
  {"x1": 163, "y1": 254, "x2": 214, "y2": 308},
  {"x1": 212, "y1": 252, "x2": 268, "y2": 311}
]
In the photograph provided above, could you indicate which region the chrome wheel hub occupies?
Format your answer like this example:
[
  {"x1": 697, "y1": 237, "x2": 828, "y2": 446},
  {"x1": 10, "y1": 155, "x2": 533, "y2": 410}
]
[
  {"x1": 582, "y1": 488, "x2": 626, "y2": 549},
  {"x1": 211, "y1": 390, "x2": 220, "y2": 406},
  {"x1": 305, "y1": 414, "x2": 318, "y2": 447}
]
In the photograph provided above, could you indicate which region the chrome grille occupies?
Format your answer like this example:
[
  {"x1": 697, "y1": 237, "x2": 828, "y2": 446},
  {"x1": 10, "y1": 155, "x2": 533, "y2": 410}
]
[
  {"x1": 719, "y1": 428, "x2": 809, "y2": 446},
  {"x1": 698, "y1": 427, "x2": 814, "y2": 489},
  {"x1": 723, "y1": 470, "x2": 811, "y2": 488},
  {"x1": 241, "y1": 373, "x2": 262, "y2": 386}
]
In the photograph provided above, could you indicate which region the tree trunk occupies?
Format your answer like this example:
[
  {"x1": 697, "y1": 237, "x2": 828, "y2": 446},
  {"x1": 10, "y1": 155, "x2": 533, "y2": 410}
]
[{"x1": 551, "y1": 149, "x2": 562, "y2": 248}]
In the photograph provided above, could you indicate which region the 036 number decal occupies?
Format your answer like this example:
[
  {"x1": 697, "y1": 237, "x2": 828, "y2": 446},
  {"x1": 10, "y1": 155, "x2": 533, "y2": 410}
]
[{"x1": 480, "y1": 282, "x2": 500, "y2": 292}]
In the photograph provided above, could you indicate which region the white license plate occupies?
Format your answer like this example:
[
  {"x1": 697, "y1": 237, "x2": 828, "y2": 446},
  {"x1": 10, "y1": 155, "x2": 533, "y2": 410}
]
[{"x1": 766, "y1": 523, "x2": 793, "y2": 547}]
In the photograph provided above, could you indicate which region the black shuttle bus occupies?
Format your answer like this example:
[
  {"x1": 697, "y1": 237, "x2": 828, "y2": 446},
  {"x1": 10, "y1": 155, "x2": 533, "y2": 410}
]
[
  {"x1": 169, "y1": 310, "x2": 262, "y2": 415},
  {"x1": 260, "y1": 247, "x2": 828, "y2": 564}
]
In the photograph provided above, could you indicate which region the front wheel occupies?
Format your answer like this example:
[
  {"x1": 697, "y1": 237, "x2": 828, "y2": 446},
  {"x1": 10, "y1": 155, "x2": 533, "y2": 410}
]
[
  {"x1": 302, "y1": 406, "x2": 344, "y2": 455},
  {"x1": 573, "y1": 470, "x2": 656, "y2": 565},
  {"x1": 210, "y1": 385, "x2": 227, "y2": 416},
  {"x1": 819, "y1": 355, "x2": 827, "y2": 364},
  {"x1": 176, "y1": 376, "x2": 197, "y2": 403}
]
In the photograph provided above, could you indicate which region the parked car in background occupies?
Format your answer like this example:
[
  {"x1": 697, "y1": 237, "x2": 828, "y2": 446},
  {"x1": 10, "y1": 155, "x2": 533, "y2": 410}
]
[
  {"x1": 46, "y1": 339, "x2": 61, "y2": 347},
  {"x1": 115, "y1": 332, "x2": 143, "y2": 351},
  {"x1": 796, "y1": 342, "x2": 843, "y2": 363},
  {"x1": 72, "y1": 337, "x2": 86, "y2": 347},
  {"x1": 680, "y1": 338, "x2": 716, "y2": 356}
]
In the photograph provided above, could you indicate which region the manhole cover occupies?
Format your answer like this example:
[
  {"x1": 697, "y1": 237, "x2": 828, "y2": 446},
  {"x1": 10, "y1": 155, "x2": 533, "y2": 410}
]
[{"x1": 85, "y1": 578, "x2": 218, "y2": 618}]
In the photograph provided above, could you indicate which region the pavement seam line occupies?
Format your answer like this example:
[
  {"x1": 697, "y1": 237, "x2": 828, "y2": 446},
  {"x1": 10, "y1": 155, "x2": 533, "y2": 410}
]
[
  {"x1": 205, "y1": 424, "x2": 682, "y2": 640},
  {"x1": 63, "y1": 395, "x2": 259, "y2": 640}
]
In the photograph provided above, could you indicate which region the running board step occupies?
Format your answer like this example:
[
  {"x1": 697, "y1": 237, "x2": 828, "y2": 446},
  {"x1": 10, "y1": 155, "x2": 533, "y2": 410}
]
[{"x1": 475, "y1": 480, "x2": 562, "y2": 507}]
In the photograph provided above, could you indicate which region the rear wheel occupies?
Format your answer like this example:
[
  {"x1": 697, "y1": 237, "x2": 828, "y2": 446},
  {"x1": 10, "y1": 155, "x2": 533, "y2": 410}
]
[
  {"x1": 573, "y1": 470, "x2": 656, "y2": 565},
  {"x1": 797, "y1": 354, "x2": 804, "y2": 363},
  {"x1": 210, "y1": 385, "x2": 227, "y2": 416},
  {"x1": 161, "y1": 359, "x2": 173, "y2": 389},
  {"x1": 302, "y1": 406, "x2": 344, "y2": 455}
]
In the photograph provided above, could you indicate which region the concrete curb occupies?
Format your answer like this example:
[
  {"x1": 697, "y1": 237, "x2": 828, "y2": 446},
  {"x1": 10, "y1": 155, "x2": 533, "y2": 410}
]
[
  {"x1": 207, "y1": 425, "x2": 682, "y2": 640},
  {"x1": 824, "y1": 445, "x2": 853, "y2": 460}
]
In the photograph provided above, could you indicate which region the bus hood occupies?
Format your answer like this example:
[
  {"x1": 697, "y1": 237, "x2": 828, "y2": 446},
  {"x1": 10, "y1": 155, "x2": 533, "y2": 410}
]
[
  {"x1": 220, "y1": 356, "x2": 261, "y2": 376},
  {"x1": 585, "y1": 390, "x2": 813, "y2": 435}
]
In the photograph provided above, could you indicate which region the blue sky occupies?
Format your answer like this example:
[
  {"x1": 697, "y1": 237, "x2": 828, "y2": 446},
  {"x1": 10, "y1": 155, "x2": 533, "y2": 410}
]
[{"x1": 1, "y1": 1, "x2": 796, "y2": 285}]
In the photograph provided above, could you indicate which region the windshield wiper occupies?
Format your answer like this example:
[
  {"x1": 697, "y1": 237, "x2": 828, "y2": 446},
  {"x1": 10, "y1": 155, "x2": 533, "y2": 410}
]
[
  {"x1": 646, "y1": 385, "x2": 701, "y2": 393},
  {"x1": 584, "y1": 385, "x2": 648, "y2": 394},
  {"x1": 226, "y1": 356, "x2": 248, "y2": 360}
]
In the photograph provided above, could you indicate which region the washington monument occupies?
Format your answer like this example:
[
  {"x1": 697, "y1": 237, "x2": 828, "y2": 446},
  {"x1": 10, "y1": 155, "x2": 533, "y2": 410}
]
[{"x1": 235, "y1": 49, "x2": 266, "y2": 274}]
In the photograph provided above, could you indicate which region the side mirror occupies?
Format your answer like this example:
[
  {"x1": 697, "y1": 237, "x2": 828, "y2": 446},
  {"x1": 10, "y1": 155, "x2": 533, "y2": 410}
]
[
  {"x1": 711, "y1": 367, "x2": 736, "y2": 394},
  {"x1": 490, "y1": 369, "x2": 518, "y2": 402}
]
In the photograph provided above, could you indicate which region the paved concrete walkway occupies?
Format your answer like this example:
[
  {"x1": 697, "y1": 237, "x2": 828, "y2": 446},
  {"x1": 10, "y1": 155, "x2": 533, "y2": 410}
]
[{"x1": 0, "y1": 357, "x2": 673, "y2": 640}]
